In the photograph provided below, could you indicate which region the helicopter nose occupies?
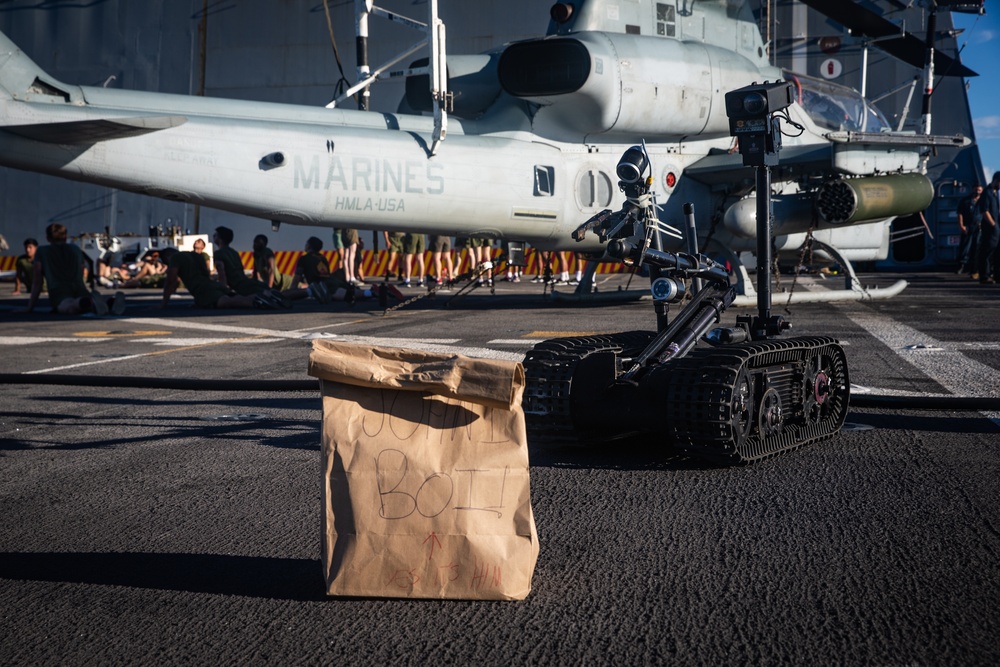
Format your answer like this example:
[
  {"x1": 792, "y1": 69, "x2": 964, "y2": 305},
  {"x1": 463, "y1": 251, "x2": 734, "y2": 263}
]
[{"x1": 550, "y1": 2, "x2": 574, "y2": 24}]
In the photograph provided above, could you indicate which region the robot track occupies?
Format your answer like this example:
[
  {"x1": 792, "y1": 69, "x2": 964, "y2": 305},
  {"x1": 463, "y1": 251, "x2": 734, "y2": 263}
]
[
  {"x1": 522, "y1": 331, "x2": 656, "y2": 445},
  {"x1": 658, "y1": 336, "x2": 850, "y2": 464},
  {"x1": 523, "y1": 334, "x2": 849, "y2": 464}
]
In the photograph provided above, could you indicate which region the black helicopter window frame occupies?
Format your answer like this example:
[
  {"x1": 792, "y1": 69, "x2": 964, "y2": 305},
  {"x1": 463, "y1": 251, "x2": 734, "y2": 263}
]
[
  {"x1": 656, "y1": 3, "x2": 676, "y2": 37},
  {"x1": 534, "y1": 166, "x2": 555, "y2": 197}
]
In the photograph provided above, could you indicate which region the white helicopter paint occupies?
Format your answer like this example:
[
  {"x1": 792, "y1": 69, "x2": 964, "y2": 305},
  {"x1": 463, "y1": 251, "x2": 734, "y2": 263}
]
[{"x1": 0, "y1": 1, "x2": 955, "y2": 301}]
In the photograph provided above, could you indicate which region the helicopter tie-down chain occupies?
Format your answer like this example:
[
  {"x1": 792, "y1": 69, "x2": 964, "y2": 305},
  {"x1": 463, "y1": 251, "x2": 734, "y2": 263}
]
[{"x1": 379, "y1": 254, "x2": 513, "y2": 315}]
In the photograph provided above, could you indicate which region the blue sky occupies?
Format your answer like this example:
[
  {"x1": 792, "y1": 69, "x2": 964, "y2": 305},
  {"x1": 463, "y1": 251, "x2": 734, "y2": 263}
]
[{"x1": 953, "y1": 7, "x2": 1000, "y2": 181}]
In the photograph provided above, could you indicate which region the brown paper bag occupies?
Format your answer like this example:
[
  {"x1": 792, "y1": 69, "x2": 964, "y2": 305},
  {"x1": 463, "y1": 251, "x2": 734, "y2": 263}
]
[{"x1": 308, "y1": 340, "x2": 539, "y2": 600}]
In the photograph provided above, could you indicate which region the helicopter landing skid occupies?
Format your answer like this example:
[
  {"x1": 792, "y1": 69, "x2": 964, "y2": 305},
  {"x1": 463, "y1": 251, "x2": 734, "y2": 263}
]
[{"x1": 706, "y1": 238, "x2": 909, "y2": 306}]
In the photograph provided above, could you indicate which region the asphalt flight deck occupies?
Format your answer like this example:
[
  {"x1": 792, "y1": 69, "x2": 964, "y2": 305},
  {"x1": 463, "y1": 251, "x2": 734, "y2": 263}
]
[{"x1": 1, "y1": 271, "x2": 998, "y2": 666}]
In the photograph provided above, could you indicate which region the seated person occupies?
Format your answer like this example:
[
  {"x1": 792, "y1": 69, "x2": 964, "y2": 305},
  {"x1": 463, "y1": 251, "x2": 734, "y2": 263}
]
[
  {"x1": 20, "y1": 223, "x2": 124, "y2": 316},
  {"x1": 159, "y1": 247, "x2": 287, "y2": 309},
  {"x1": 284, "y1": 236, "x2": 403, "y2": 304},
  {"x1": 252, "y1": 234, "x2": 294, "y2": 290},
  {"x1": 96, "y1": 255, "x2": 134, "y2": 287},
  {"x1": 13, "y1": 237, "x2": 43, "y2": 295},
  {"x1": 213, "y1": 225, "x2": 269, "y2": 296},
  {"x1": 119, "y1": 250, "x2": 168, "y2": 288},
  {"x1": 286, "y1": 236, "x2": 354, "y2": 303}
]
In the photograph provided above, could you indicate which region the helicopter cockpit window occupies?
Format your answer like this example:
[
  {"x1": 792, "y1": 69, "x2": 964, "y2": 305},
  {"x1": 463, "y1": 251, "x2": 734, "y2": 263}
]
[
  {"x1": 656, "y1": 3, "x2": 676, "y2": 37},
  {"x1": 784, "y1": 71, "x2": 890, "y2": 133}
]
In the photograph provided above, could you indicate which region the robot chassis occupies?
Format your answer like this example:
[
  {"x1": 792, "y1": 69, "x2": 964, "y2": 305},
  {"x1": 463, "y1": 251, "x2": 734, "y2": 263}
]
[{"x1": 522, "y1": 83, "x2": 850, "y2": 465}]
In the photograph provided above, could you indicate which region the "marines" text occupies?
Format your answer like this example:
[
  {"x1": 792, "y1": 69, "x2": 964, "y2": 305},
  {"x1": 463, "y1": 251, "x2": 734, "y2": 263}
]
[{"x1": 294, "y1": 155, "x2": 444, "y2": 194}]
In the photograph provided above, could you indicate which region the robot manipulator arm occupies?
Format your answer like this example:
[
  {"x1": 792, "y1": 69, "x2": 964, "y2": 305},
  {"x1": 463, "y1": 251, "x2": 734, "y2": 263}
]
[
  {"x1": 572, "y1": 203, "x2": 641, "y2": 243},
  {"x1": 574, "y1": 144, "x2": 655, "y2": 244},
  {"x1": 607, "y1": 238, "x2": 731, "y2": 287},
  {"x1": 572, "y1": 207, "x2": 616, "y2": 242}
]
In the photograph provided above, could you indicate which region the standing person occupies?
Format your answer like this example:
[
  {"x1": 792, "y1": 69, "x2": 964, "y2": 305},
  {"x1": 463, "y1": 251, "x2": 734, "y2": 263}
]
[
  {"x1": 502, "y1": 240, "x2": 522, "y2": 283},
  {"x1": 472, "y1": 237, "x2": 493, "y2": 287},
  {"x1": 569, "y1": 252, "x2": 584, "y2": 286},
  {"x1": 252, "y1": 234, "x2": 293, "y2": 290},
  {"x1": 535, "y1": 250, "x2": 567, "y2": 285},
  {"x1": 12, "y1": 237, "x2": 39, "y2": 295},
  {"x1": 212, "y1": 226, "x2": 269, "y2": 296},
  {"x1": 402, "y1": 232, "x2": 426, "y2": 287},
  {"x1": 455, "y1": 236, "x2": 473, "y2": 277},
  {"x1": 20, "y1": 223, "x2": 124, "y2": 315},
  {"x1": 382, "y1": 231, "x2": 404, "y2": 281},
  {"x1": 429, "y1": 234, "x2": 455, "y2": 286},
  {"x1": 354, "y1": 234, "x2": 367, "y2": 284},
  {"x1": 341, "y1": 228, "x2": 361, "y2": 286},
  {"x1": 554, "y1": 250, "x2": 572, "y2": 285},
  {"x1": 531, "y1": 249, "x2": 552, "y2": 284},
  {"x1": 978, "y1": 171, "x2": 1000, "y2": 285},
  {"x1": 957, "y1": 184, "x2": 983, "y2": 278}
]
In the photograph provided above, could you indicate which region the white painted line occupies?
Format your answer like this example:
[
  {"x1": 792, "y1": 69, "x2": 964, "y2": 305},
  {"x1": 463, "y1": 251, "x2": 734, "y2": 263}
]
[
  {"x1": 852, "y1": 385, "x2": 979, "y2": 398},
  {"x1": 953, "y1": 342, "x2": 1000, "y2": 350},
  {"x1": 24, "y1": 353, "x2": 160, "y2": 374},
  {"x1": 131, "y1": 338, "x2": 284, "y2": 346},
  {"x1": 0, "y1": 337, "x2": 108, "y2": 345},
  {"x1": 303, "y1": 334, "x2": 460, "y2": 345},
  {"x1": 123, "y1": 318, "x2": 461, "y2": 347},
  {"x1": 839, "y1": 306, "x2": 1000, "y2": 425},
  {"x1": 289, "y1": 321, "x2": 371, "y2": 334},
  {"x1": 0, "y1": 335, "x2": 282, "y2": 347},
  {"x1": 124, "y1": 317, "x2": 303, "y2": 339},
  {"x1": 488, "y1": 339, "x2": 539, "y2": 346},
  {"x1": 344, "y1": 336, "x2": 462, "y2": 346}
]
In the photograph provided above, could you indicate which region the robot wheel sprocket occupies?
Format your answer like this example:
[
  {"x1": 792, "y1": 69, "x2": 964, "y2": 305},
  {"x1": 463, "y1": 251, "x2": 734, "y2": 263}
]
[{"x1": 661, "y1": 336, "x2": 850, "y2": 464}]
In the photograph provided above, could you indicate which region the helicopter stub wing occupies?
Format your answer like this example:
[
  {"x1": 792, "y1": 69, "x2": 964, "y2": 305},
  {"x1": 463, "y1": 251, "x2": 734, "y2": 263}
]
[
  {"x1": 825, "y1": 131, "x2": 971, "y2": 148},
  {"x1": 684, "y1": 144, "x2": 834, "y2": 187},
  {"x1": 2, "y1": 115, "x2": 187, "y2": 144},
  {"x1": 798, "y1": 0, "x2": 978, "y2": 78},
  {"x1": 685, "y1": 127, "x2": 966, "y2": 188}
]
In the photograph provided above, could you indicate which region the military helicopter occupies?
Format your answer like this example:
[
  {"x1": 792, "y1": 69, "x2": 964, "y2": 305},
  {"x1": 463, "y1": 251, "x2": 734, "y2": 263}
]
[{"x1": 0, "y1": 0, "x2": 974, "y2": 303}]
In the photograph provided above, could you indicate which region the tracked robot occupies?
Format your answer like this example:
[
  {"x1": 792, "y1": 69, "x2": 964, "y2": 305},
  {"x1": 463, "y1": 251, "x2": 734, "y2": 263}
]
[{"x1": 523, "y1": 82, "x2": 850, "y2": 464}]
